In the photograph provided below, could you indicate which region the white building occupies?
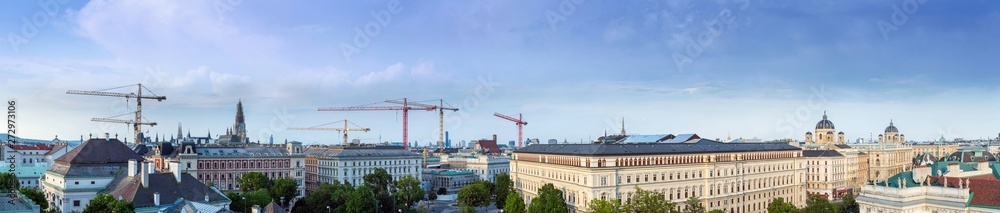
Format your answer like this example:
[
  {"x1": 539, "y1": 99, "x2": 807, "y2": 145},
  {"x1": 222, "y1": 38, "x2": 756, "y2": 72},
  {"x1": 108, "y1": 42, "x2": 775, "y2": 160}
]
[
  {"x1": 40, "y1": 138, "x2": 147, "y2": 212},
  {"x1": 858, "y1": 148, "x2": 1000, "y2": 212},
  {"x1": 441, "y1": 153, "x2": 510, "y2": 181},
  {"x1": 304, "y1": 145, "x2": 423, "y2": 188}
]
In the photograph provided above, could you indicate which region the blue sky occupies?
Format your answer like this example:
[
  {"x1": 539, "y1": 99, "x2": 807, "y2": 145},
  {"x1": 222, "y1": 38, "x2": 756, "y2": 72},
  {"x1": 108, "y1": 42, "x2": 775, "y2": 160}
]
[{"x1": 1, "y1": 0, "x2": 998, "y2": 145}]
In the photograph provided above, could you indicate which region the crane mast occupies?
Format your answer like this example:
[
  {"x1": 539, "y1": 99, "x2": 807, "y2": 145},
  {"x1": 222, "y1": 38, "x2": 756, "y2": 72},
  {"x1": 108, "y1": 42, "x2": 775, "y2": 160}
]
[
  {"x1": 319, "y1": 98, "x2": 436, "y2": 149},
  {"x1": 384, "y1": 99, "x2": 458, "y2": 151},
  {"x1": 288, "y1": 119, "x2": 370, "y2": 145}
]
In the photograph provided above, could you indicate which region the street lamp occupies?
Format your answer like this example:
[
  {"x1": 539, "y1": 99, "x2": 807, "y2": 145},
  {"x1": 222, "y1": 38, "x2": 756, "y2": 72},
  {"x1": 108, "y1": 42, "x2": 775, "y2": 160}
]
[
  {"x1": 242, "y1": 197, "x2": 247, "y2": 213},
  {"x1": 327, "y1": 206, "x2": 331, "y2": 213}
]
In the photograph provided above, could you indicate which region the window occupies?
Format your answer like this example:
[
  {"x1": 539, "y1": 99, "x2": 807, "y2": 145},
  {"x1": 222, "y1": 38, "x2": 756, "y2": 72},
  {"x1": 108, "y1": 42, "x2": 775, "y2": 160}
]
[
  {"x1": 74, "y1": 181, "x2": 78, "y2": 185},
  {"x1": 73, "y1": 200, "x2": 80, "y2": 207},
  {"x1": 91, "y1": 181, "x2": 95, "y2": 185}
]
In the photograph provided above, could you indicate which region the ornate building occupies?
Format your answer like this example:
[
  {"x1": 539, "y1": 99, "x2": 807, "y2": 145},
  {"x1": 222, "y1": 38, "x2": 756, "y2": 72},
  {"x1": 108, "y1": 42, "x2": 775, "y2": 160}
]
[
  {"x1": 174, "y1": 141, "x2": 306, "y2": 197},
  {"x1": 511, "y1": 137, "x2": 807, "y2": 213},
  {"x1": 858, "y1": 148, "x2": 1000, "y2": 212},
  {"x1": 218, "y1": 100, "x2": 249, "y2": 144},
  {"x1": 805, "y1": 111, "x2": 845, "y2": 147},
  {"x1": 878, "y1": 120, "x2": 905, "y2": 144}
]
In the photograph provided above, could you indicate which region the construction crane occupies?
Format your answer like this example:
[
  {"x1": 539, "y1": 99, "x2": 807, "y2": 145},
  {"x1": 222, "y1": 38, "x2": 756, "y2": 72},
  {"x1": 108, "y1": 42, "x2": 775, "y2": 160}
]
[
  {"x1": 68, "y1": 83, "x2": 166, "y2": 144},
  {"x1": 318, "y1": 98, "x2": 436, "y2": 149},
  {"x1": 494, "y1": 113, "x2": 527, "y2": 148},
  {"x1": 384, "y1": 99, "x2": 458, "y2": 151},
  {"x1": 289, "y1": 119, "x2": 370, "y2": 145}
]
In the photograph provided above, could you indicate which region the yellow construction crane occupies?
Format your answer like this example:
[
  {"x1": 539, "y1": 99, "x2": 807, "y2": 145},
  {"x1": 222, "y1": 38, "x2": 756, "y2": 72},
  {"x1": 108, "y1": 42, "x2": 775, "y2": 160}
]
[
  {"x1": 288, "y1": 119, "x2": 370, "y2": 145},
  {"x1": 67, "y1": 83, "x2": 166, "y2": 144},
  {"x1": 384, "y1": 99, "x2": 457, "y2": 151}
]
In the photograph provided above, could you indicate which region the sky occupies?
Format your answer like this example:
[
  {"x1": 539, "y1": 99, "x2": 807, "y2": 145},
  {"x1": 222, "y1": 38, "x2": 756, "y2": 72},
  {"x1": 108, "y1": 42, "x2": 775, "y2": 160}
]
[{"x1": 1, "y1": 0, "x2": 998, "y2": 146}]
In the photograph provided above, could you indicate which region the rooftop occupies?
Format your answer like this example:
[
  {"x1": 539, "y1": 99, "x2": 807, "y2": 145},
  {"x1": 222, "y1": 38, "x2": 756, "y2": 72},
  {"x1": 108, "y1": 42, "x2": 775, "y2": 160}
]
[{"x1": 515, "y1": 139, "x2": 800, "y2": 156}]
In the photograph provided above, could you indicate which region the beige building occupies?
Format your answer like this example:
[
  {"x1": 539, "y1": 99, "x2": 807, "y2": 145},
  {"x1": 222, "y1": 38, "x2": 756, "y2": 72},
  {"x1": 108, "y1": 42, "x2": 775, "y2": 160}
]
[
  {"x1": 303, "y1": 145, "x2": 423, "y2": 188},
  {"x1": 511, "y1": 138, "x2": 807, "y2": 213}
]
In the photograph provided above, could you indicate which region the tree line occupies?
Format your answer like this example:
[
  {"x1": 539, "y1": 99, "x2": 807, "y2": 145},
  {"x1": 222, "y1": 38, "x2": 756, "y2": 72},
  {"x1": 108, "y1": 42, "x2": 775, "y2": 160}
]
[{"x1": 291, "y1": 168, "x2": 424, "y2": 213}]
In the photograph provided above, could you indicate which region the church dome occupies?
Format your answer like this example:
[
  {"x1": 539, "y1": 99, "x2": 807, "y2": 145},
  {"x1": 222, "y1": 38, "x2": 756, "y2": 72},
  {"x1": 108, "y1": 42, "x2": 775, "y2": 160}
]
[
  {"x1": 885, "y1": 120, "x2": 899, "y2": 133},
  {"x1": 815, "y1": 112, "x2": 835, "y2": 129}
]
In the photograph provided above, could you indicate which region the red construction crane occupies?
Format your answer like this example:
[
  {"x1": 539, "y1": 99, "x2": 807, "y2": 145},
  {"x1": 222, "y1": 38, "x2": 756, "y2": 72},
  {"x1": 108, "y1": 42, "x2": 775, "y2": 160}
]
[
  {"x1": 318, "y1": 98, "x2": 436, "y2": 149},
  {"x1": 384, "y1": 99, "x2": 458, "y2": 151},
  {"x1": 68, "y1": 83, "x2": 166, "y2": 144},
  {"x1": 494, "y1": 112, "x2": 527, "y2": 148}
]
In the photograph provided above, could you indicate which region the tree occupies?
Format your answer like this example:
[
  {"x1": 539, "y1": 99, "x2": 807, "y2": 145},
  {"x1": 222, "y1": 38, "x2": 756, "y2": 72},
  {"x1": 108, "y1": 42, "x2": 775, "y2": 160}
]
[
  {"x1": 458, "y1": 182, "x2": 490, "y2": 208},
  {"x1": 0, "y1": 172, "x2": 19, "y2": 190},
  {"x1": 708, "y1": 210, "x2": 725, "y2": 213},
  {"x1": 494, "y1": 173, "x2": 512, "y2": 209},
  {"x1": 270, "y1": 177, "x2": 299, "y2": 207},
  {"x1": 841, "y1": 193, "x2": 859, "y2": 213},
  {"x1": 587, "y1": 198, "x2": 620, "y2": 213},
  {"x1": 504, "y1": 193, "x2": 526, "y2": 213},
  {"x1": 363, "y1": 168, "x2": 395, "y2": 213},
  {"x1": 427, "y1": 190, "x2": 438, "y2": 200},
  {"x1": 393, "y1": 175, "x2": 424, "y2": 212},
  {"x1": 83, "y1": 193, "x2": 135, "y2": 213},
  {"x1": 363, "y1": 168, "x2": 394, "y2": 192},
  {"x1": 683, "y1": 197, "x2": 705, "y2": 213},
  {"x1": 767, "y1": 197, "x2": 800, "y2": 213},
  {"x1": 19, "y1": 187, "x2": 49, "y2": 210},
  {"x1": 292, "y1": 181, "x2": 354, "y2": 213},
  {"x1": 460, "y1": 205, "x2": 477, "y2": 213},
  {"x1": 620, "y1": 187, "x2": 677, "y2": 213},
  {"x1": 803, "y1": 195, "x2": 836, "y2": 213},
  {"x1": 237, "y1": 172, "x2": 271, "y2": 192},
  {"x1": 437, "y1": 187, "x2": 448, "y2": 195},
  {"x1": 346, "y1": 185, "x2": 378, "y2": 213},
  {"x1": 527, "y1": 183, "x2": 568, "y2": 213}
]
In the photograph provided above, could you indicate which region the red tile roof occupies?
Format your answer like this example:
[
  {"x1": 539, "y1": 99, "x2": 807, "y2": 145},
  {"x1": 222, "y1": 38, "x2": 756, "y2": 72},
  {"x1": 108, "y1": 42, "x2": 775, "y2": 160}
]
[
  {"x1": 476, "y1": 140, "x2": 501, "y2": 154},
  {"x1": 930, "y1": 175, "x2": 1000, "y2": 207},
  {"x1": 10, "y1": 144, "x2": 55, "y2": 150}
]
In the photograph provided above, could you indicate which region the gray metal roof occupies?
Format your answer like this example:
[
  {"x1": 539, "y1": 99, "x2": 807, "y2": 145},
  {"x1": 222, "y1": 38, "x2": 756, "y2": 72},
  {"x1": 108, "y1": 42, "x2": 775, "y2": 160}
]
[
  {"x1": 515, "y1": 139, "x2": 800, "y2": 156},
  {"x1": 48, "y1": 138, "x2": 145, "y2": 176},
  {"x1": 802, "y1": 150, "x2": 844, "y2": 157},
  {"x1": 305, "y1": 146, "x2": 418, "y2": 158}
]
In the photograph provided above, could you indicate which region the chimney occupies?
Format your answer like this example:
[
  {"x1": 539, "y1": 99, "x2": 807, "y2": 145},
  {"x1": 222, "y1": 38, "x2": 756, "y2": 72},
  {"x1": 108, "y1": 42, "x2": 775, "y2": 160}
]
[
  {"x1": 170, "y1": 161, "x2": 181, "y2": 182},
  {"x1": 105, "y1": 133, "x2": 110, "y2": 140},
  {"x1": 153, "y1": 192, "x2": 160, "y2": 206},
  {"x1": 205, "y1": 194, "x2": 209, "y2": 202},
  {"x1": 251, "y1": 205, "x2": 262, "y2": 213},
  {"x1": 128, "y1": 159, "x2": 138, "y2": 178},
  {"x1": 492, "y1": 134, "x2": 497, "y2": 142},
  {"x1": 141, "y1": 161, "x2": 149, "y2": 188}
]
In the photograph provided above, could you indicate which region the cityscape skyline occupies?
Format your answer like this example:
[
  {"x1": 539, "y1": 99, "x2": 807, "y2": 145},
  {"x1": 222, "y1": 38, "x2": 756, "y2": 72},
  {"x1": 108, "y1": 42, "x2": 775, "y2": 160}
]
[{"x1": 2, "y1": 1, "x2": 999, "y2": 145}]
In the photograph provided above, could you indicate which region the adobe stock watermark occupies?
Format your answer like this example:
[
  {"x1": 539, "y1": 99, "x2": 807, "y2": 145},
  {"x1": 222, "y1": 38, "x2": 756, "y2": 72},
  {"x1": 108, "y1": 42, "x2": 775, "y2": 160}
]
[
  {"x1": 877, "y1": 0, "x2": 928, "y2": 41},
  {"x1": 672, "y1": 0, "x2": 750, "y2": 73},
  {"x1": 774, "y1": 84, "x2": 831, "y2": 139},
  {"x1": 7, "y1": 0, "x2": 71, "y2": 54},
  {"x1": 433, "y1": 75, "x2": 501, "y2": 144},
  {"x1": 341, "y1": 0, "x2": 404, "y2": 63},
  {"x1": 214, "y1": 0, "x2": 243, "y2": 22},
  {"x1": 545, "y1": 0, "x2": 586, "y2": 31}
]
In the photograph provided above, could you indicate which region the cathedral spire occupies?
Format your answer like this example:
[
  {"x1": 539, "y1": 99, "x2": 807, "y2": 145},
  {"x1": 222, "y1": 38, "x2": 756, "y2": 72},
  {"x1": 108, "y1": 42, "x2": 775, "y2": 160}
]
[{"x1": 176, "y1": 122, "x2": 183, "y2": 140}]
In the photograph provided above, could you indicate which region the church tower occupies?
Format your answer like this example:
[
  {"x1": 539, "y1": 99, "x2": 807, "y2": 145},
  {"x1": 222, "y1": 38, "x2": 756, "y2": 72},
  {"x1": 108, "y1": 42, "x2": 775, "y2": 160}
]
[{"x1": 234, "y1": 100, "x2": 248, "y2": 143}]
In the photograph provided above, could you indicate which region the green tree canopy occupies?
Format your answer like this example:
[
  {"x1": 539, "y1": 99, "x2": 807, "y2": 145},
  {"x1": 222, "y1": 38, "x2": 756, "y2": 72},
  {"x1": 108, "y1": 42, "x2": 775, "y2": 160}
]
[
  {"x1": 708, "y1": 210, "x2": 725, "y2": 213},
  {"x1": 19, "y1": 187, "x2": 48, "y2": 210},
  {"x1": 767, "y1": 197, "x2": 800, "y2": 213},
  {"x1": 269, "y1": 177, "x2": 299, "y2": 207},
  {"x1": 621, "y1": 187, "x2": 676, "y2": 213},
  {"x1": 82, "y1": 193, "x2": 134, "y2": 213},
  {"x1": 237, "y1": 172, "x2": 271, "y2": 192},
  {"x1": 363, "y1": 168, "x2": 394, "y2": 192},
  {"x1": 683, "y1": 197, "x2": 706, "y2": 213},
  {"x1": 494, "y1": 173, "x2": 512, "y2": 209},
  {"x1": 503, "y1": 193, "x2": 527, "y2": 213},
  {"x1": 346, "y1": 185, "x2": 378, "y2": 213},
  {"x1": 0, "y1": 172, "x2": 19, "y2": 190},
  {"x1": 291, "y1": 181, "x2": 354, "y2": 213},
  {"x1": 527, "y1": 183, "x2": 568, "y2": 213},
  {"x1": 458, "y1": 182, "x2": 490, "y2": 208},
  {"x1": 803, "y1": 195, "x2": 836, "y2": 213},
  {"x1": 841, "y1": 193, "x2": 859, "y2": 213},
  {"x1": 587, "y1": 198, "x2": 620, "y2": 213},
  {"x1": 393, "y1": 175, "x2": 425, "y2": 212}
]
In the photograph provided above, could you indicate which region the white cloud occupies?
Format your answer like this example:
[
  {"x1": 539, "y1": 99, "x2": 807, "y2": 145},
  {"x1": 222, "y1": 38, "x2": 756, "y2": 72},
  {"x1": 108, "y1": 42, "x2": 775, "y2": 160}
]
[
  {"x1": 354, "y1": 61, "x2": 436, "y2": 86},
  {"x1": 71, "y1": 0, "x2": 282, "y2": 66}
]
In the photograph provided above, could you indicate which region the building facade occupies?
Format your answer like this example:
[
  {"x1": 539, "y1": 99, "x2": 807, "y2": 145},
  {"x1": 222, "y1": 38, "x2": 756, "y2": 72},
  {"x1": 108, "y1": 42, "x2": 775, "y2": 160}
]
[
  {"x1": 173, "y1": 141, "x2": 306, "y2": 197},
  {"x1": 511, "y1": 138, "x2": 807, "y2": 213},
  {"x1": 40, "y1": 138, "x2": 145, "y2": 213},
  {"x1": 422, "y1": 170, "x2": 479, "y2": 194},
  {"x1": 441, "y1": 153, "x2": 510, "y2": 181},
  {"x1": 303, "y1": 145, "x2": 422, "y2": 193}
]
